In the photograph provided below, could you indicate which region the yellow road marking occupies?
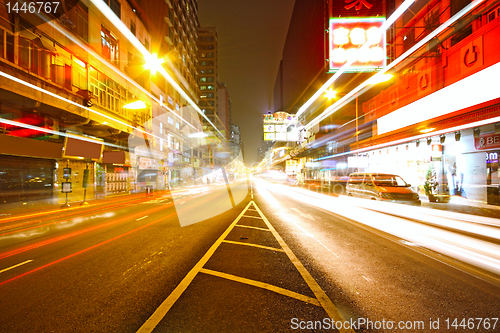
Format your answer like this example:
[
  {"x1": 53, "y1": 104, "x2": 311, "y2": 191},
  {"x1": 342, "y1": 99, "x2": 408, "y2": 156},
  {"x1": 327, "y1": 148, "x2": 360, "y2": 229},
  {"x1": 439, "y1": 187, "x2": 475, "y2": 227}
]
[
  {"x1": 200, "y1": 268, "x2": 320, "y2": 307},
  {"x1": 242, "y1": 215, "x2": 263, "y2": 219},
  {"x1": 136, "y1": 201, "x2": 253, "y2": 333},
  {"x1": 0, "y1": 260, "x2": 33, "y2": 274},
  {"x1": 234, "y1": 224, "x2": 270, "y2": 232},
  {"x1": 252, "y1": 202, "x2": 355, "y2": 333},
  {"x1": 222, "y1": 240, "x2": 284, "y2": 252}
]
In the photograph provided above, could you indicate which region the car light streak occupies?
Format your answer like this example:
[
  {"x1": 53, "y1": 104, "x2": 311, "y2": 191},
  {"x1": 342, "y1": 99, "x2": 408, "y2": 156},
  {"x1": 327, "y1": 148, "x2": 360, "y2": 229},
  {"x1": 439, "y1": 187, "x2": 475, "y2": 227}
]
[
  {"x1": 0, "y1": 188, "x2": 229, "y2": 287},
  {"x1": 337, "y1": 196, "x2": 500, "y2": 241},
  {"x1": 0, "y1": 192, "x2": 166, "y2": 224},
  {"x1": 255, "y1": 179, "x2": 500, "y2": 275},
  {"x1": 296, "y1": 0, "x2": 415, "y2": 119},
  {"x1": 0, "y1": 194, "x2": 168, "y2": 237},
  {"x1": 0, "y1": 202, "x2": 175, "y2": 261},
  {"x1": 305, "y1": 0, "x2": 486, "y2": 130}
]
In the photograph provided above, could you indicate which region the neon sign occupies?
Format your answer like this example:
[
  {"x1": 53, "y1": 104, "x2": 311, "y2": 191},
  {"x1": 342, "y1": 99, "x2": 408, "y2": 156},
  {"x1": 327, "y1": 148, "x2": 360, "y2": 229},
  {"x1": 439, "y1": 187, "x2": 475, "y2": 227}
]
[{"x1": 329, "y1": 17, "x2": 386, "y2": 72}]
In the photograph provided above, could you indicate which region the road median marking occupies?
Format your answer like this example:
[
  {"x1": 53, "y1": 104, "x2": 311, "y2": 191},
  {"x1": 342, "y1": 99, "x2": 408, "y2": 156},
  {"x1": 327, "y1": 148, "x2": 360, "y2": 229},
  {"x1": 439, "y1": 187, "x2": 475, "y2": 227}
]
[
  {"x1": 136, "y1": 201, "x2": 253, "y2": 333},
  {"x1": 234, "y1": 225, "x2": 270, "y2": 232},
  {"x1": 253, "y1": 202, "x2": 355, "y2": 333},
  {"x1": 200, "y1": 268, "x2": 320, "y2": 306},
  {"x1": 137, "y1": 200, "x2": 353, "y2": 333},
  {"x1": 222, "y1": 240, "x2": 284, "y2": 252}
]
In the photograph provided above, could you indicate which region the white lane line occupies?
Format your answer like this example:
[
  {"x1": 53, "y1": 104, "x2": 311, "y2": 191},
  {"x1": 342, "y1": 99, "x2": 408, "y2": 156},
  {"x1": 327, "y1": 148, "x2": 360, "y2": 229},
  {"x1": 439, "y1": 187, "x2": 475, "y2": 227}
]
[
  {"x1": 0, "y1": 260, "x2": 33, "y2": 274},
  {"x1": 362, "y1": 276, "x2": 371, "y2": 282},
  {"x1": 136, "y1": 216, "x2": 149, "y2": 221}
]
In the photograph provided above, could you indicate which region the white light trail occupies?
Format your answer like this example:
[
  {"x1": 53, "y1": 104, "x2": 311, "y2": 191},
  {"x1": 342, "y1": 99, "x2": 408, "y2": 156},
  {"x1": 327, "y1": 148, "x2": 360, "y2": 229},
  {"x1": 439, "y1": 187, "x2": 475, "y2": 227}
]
[
  {"x1": 305, "y1": 0, "x2": 486, "y2": 130},
  {"x1": 89, "y1": 0, "x2": 224, "y2": 139},
  {"x1": 295, "y1": 0, "x2": 415, "y2": 120},
  {"x1": 255, "y1": 179, "x2": 500, "y2": 275}
]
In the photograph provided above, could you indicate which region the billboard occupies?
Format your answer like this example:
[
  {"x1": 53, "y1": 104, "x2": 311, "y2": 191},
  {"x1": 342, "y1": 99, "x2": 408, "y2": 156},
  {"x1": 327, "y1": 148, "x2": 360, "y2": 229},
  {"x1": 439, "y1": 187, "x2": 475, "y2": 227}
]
[
  {"x1": 329, "y1": 17, "x2": 386, "y2": 73},
  {"x1": 263, "y1": 112, "x2": 299, "y2": 142}
]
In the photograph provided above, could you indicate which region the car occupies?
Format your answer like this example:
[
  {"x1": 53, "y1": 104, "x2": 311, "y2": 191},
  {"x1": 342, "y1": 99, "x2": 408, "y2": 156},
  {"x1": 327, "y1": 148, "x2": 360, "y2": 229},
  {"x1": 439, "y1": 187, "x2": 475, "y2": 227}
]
[{"x1": 346, "y1": 173, "x2": 421, "y2": 205}]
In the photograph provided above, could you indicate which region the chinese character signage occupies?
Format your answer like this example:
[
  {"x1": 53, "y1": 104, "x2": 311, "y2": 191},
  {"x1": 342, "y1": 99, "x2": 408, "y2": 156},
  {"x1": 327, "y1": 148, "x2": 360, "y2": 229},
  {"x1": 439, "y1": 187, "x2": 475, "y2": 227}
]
[
  {"x1": 329, "y1": 17, "x2": 386, "y2": 72},
  {"x1": 331, "y1": 0, "x2": 383, "y2": 18},
  {"x1": 262, "y1": 112, "x2": 299, "y2": 142}
]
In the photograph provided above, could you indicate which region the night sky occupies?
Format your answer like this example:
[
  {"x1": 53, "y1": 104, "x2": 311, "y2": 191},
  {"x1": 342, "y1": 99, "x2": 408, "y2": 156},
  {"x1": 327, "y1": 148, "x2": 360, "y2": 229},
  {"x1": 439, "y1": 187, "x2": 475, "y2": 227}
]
[{"x1": 198, "y1": 0, "x2": 295, "y2": 165}]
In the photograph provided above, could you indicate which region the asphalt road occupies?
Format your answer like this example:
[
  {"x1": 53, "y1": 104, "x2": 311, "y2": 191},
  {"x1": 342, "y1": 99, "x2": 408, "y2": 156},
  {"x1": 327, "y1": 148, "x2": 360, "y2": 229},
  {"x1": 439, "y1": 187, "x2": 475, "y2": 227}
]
[{"x1": 1, "y1": 178, "x2": 500, "y2": 332}]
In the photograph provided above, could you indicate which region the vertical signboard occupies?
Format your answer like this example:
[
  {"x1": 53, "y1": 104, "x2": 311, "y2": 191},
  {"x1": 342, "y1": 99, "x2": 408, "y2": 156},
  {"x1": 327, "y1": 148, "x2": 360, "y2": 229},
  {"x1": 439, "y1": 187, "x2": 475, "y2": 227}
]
[
  {"x1": 328, "y1": 0, "x2": 386, "y2": 73},
  {"x1": 329, "y1": 17, "x2": 386, "y2": 72}
]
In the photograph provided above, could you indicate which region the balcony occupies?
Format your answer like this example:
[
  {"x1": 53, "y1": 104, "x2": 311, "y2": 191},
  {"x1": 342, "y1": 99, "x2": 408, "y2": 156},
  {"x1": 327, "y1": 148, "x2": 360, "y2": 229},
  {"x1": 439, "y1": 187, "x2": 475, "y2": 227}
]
[
  {"x1": 164, "y1": 16, "x2": 173, "y2": 27},
  {"x1": 164, "y1": 0, "x2": 172, "y2": 8},
  {"x1": 164, "y1": 35, "x2": 174, "y2": 46}
]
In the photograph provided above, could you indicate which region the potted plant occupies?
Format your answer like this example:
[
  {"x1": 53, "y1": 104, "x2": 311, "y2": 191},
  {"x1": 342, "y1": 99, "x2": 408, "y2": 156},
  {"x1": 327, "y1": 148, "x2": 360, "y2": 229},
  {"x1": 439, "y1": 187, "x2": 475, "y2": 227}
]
[{"x1": 424, "y1": 164, "x2": 438, "y2": 202}]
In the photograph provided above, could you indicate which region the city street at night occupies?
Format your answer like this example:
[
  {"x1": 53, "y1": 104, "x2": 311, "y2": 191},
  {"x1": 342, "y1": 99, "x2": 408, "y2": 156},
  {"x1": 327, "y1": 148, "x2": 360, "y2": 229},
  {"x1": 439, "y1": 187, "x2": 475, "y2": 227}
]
[{"x1": 2, "y1": 0, "x2": 500, "y2": 331}]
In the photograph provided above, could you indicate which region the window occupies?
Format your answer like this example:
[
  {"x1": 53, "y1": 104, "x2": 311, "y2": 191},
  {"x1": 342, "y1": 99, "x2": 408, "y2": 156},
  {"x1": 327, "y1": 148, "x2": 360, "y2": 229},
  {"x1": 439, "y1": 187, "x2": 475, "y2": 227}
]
[
  {"x1": 175, "y1": 122, "x2": 180, "y2": 129},
  {"x1": 67, "y1": 2, "x2": 88, "y2": 41},
  {"x1": 200, "y1": 85, "x2": 207, "y2": 90},
  {"x1": 207, "y1": 85, "x2": 214, "y2": 90},
  {"x1": 130, "y1": 21, "x2": 136, "y2": 36},
  {"x1": 72, "y1": 58, "x2": 87, "y2": 90},
  {"x1": 206, "y1": 52, "x2": 214, "y2": 58},
  {"x1": 103, "y1": 0, "x2": 121, "y2": 18},
  {"x1": 19, "y1": 37, "x2": 31, "y2": 70},
  {"x1": 200, "y1": 77, "x2": 207, "y2": 82},
  {"x1": 0, "y1": 28, "x2": 4, "y2": 59},
  {"x1": 101, "y1": 26, "x2": 119, "y2": 65},
  {"x1": 168, "y1": 116, "x2": 174, "y2": 125},
  {"x1": 207, "y1": 77, "x2": 214, "y2": 82}
]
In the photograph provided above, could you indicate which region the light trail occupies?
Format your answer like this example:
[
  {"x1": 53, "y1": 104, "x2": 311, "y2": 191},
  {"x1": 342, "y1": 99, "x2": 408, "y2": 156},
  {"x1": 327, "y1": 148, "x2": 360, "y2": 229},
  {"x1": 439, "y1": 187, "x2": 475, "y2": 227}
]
[
  {"x1": 255, "y1": 179, "x2": 500, "y2": 276},
  {"x1": 0, "y1": 201, "x2": 176, "y2": 261},
  {"x1": 295, "y1": 0, "x2": 416, "y2": 120},
  {"x1": 305, "y1": 0, "x2": 487, "y2": 130}
]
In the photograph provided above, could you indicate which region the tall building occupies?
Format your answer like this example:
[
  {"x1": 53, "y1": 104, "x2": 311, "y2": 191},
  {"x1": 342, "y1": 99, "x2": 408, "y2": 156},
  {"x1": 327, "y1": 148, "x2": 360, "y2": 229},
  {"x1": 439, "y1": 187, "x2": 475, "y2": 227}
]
[
  {"x1": 218, "y1": 83, "x2": 231, "y2": 137},
  {"x1": 0, "y1": 0, "x2": 218, "y2": 206},
  {"x1": 271, "y1": 0, "x2": 500, "y2": 207},
  {"x1": 197, "y1": 27, "x2": 226, "y2": 134},
  {"x1": 139, "y1": 0, "x2": 199, "y2": 101}
]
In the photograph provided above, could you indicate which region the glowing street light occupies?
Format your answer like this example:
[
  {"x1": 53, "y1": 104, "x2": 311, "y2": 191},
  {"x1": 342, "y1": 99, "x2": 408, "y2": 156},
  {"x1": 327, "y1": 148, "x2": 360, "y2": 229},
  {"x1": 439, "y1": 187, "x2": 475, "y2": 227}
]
[
  {"x1": 324, "y1": 88, "x2": 338, "y2": 100},
  {"x1": 144, "y1": 53, "x2": 164, "y2": 75}
]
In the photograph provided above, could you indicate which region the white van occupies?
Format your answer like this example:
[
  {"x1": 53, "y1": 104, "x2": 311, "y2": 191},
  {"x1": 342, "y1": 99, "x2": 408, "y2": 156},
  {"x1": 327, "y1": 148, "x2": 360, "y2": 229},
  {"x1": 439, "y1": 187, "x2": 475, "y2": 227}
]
[{"x1": 346, "y1": 173, "x2": 421, "y2": 205}]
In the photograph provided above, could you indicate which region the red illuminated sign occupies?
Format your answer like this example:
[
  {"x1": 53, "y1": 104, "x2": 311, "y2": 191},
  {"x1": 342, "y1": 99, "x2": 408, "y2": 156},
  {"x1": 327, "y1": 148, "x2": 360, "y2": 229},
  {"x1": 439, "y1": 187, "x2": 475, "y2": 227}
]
[
  {"x1": 475, "y1": 132, "x2": 500, "y2": 150},
  {"x1": 331, "y1": 0, "x2": 383, "y2": 18},
  {"x1": 328, "y1": 17, "x2": 386, "y2": 72}
]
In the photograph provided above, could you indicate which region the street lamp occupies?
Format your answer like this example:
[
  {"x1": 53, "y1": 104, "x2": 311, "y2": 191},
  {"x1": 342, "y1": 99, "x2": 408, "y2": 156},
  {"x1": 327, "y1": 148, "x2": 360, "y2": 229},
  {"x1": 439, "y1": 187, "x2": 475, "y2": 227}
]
[{"x1": 143, "y1": 53, "x2": 164, "y2": 75}]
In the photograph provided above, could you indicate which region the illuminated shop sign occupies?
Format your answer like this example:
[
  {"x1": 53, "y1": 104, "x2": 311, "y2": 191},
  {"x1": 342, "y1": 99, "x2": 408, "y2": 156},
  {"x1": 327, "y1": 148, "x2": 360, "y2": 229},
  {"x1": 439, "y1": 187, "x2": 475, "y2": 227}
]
[
  {"x1": 486, "y1": 152, "x2": 498, "y2": 163},
  {"x1": 262, "y1": 112, "x2": 299, "y2": 142},
  {"x1": 331, "y1": 0, "x2": 383, "y2": 18},
  {"x1": 475, "y1": 132, "x2": 500, "y2": 150},
  {"x1": 329, "y1": 17, "x2": 386, "y2": 72}
]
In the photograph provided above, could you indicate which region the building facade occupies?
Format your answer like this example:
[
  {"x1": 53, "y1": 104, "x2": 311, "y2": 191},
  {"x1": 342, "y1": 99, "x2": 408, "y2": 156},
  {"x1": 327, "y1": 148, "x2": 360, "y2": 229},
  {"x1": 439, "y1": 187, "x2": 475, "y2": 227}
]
[
  {"x1": 269, "y1": 0, "x2": 500, "y2": 207},
  {"x1": 0, "y1": 0, "x2": 224, "y2": 206}
]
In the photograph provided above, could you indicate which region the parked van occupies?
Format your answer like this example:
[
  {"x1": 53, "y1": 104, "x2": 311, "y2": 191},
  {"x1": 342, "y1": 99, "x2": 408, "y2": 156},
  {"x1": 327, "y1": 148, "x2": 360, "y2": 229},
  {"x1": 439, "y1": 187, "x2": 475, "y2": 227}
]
[{"x1": 346, "y1": 173, "x2": 421, "y2": 205}]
